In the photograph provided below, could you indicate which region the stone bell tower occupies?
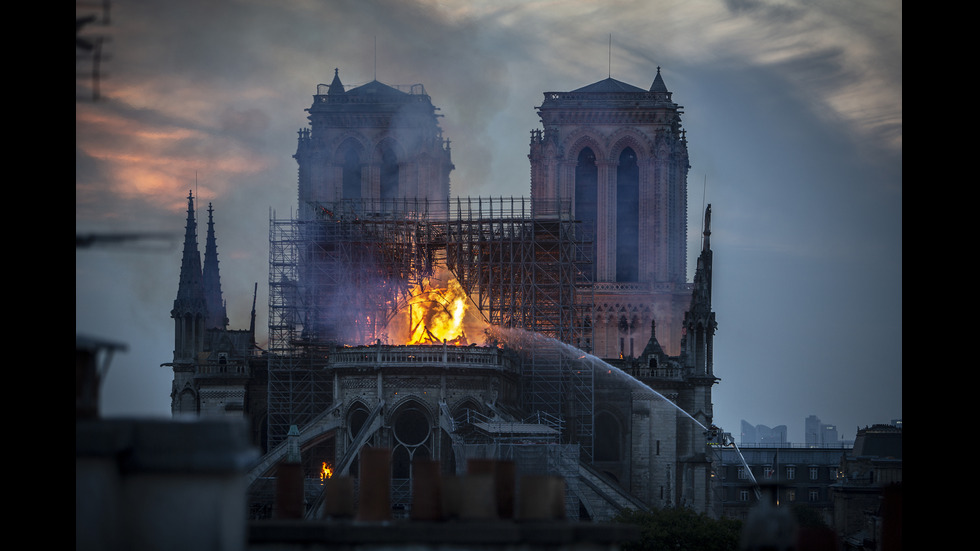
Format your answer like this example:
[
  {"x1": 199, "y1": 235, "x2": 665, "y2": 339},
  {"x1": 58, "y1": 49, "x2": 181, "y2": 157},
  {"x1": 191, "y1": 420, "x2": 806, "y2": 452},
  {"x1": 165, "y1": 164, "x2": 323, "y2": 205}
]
[
  {"x1": 294, "y1": 69, "x2": 454, "y2": 221},
  {"x1": 529, "y1": 68, "x2": 691, "y2": 358}
]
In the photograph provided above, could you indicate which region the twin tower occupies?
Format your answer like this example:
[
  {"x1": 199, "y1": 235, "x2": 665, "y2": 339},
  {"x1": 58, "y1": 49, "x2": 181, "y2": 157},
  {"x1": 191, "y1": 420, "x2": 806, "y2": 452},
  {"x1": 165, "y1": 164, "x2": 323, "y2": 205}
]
[{"x1": 293, "y1": 68, "x2": 696, "y2": 360}]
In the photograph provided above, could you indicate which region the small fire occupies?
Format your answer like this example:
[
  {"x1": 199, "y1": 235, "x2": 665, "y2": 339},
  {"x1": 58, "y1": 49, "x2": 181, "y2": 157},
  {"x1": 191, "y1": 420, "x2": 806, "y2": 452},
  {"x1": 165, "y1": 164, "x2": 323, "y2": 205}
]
[{"x1": 320, "y1": 461, "x2": 333, "y2": 482}]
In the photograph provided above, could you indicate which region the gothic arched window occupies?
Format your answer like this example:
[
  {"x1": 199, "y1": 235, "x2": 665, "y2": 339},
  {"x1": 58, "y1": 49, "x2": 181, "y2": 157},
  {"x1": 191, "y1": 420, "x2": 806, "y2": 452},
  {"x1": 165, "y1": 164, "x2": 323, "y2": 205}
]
[
  {"x1": 575, "y1": 147, "x2": 598, "y2": 280},
  {"x1": 380, "y1": 145, "x2": 399, "y2": 201},
  {"x1": 342, "y1": 147, "x2": 361, "y2": 200},
  {"x1": 617, "y1": 147, "x2": 639, "y2": 282},
  {"x1": 391, "y1": 401, "x2": 431, "y2": 480}
]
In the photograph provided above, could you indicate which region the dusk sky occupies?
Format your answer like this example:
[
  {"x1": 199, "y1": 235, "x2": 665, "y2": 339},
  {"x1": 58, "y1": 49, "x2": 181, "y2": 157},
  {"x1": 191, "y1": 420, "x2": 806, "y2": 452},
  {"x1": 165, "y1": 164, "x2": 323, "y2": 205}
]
[{"x1": 76, "y1": 0, "x2": 901, "y2": 443}]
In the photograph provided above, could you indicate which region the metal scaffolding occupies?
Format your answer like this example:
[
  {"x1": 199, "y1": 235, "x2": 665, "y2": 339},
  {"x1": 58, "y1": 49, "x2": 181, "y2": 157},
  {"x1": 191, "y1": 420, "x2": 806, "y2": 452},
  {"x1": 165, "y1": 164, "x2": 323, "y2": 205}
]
[
  {"x1": 268, "y1": 217, "x2": 328, "y2": 449},
  {"x1": 267, "y1": 197, "x2": 595, "y2": 458},
  {"x1": 444, "y1": 197, "x2": 595, "y2": 461},
  {"x1": 267, "y1": 199, "x2": 436, "y2": 448}
]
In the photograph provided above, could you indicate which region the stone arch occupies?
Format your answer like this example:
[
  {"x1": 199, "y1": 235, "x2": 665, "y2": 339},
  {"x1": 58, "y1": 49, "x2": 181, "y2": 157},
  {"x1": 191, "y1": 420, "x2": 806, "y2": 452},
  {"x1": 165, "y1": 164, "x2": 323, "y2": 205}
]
[
  {"x1": 618, "y1": 312, "x2": 630, "y2": 333},
  {"x1": 570, "y1": 139, "x2": 601, "y2": 281},
  {"x1": 380, "y1": 146, "x2": 399, "y2": 200},
  {"x1": 389, "y1": 398, "x2": 433, "y2": 479},
  {"x1": 330, "y1": 134, "x2": 369, "y2": 163},
  {"x1": 451, "y1": 397, "x2": 483, "y2": 419},
  {"x1": 575, "y1": 147, "x2": 599, "y2": 195},
  {"x1": 563, "y1": 129, "x2": 607, "y2": 162},
  {"x1": 371, "y1": 136, "x2": 407, "y2": 164},
  {"x1": 613, "y1": 305, "x2": 643, "y2": 358},
  {"x1": 345, "y1": 399, "x2": 372, "y2": 439},
  {"x1": 342, "y1": 399, "x2": 374, "y2": 478},
  {"x1": 334, "y1": 136, "x2": 368, "y2": 201},
  {"x1": 391, "y1": 400, "x2": 432, "y2": 447},
  {"x1": 388, "y1": 394, "x2": 435, "y2": 421},
  {"x1": 608, "y1": 129, "x2": 653, "y2": 163},
  {"x1": 373, "y1": 137, "x2": 405, "y2": 202}
]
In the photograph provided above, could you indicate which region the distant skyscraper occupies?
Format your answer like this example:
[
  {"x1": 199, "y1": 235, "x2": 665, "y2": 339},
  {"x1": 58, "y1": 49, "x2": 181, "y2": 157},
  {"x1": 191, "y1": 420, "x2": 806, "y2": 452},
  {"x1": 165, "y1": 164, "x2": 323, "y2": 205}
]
[
  {"x1": 740, "y1": 420, "x2": 757, "y2": 444},
  {"x1": 820, "y1": 423, "x2": 839, "y2": 445},
  {"x1": 740, "y1": 420, "x2": 786, "y2": 445},
  {"x1": 805, "y1": 415, "x2": 821, "y2": 445},
  {"x1": 806, "y1": 414, "x2": 840, "y2": 446},
  {"x1": 757, "y1": 424, "x2": 787, "y2": 444}
]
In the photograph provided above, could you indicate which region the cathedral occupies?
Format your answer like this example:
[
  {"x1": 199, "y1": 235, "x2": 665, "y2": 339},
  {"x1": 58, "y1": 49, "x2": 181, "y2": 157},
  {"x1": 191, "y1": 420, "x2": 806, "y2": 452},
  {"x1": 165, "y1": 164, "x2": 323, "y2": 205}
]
[{"x1": 164, "y1": 65, "x2": 719, "y2": 520}]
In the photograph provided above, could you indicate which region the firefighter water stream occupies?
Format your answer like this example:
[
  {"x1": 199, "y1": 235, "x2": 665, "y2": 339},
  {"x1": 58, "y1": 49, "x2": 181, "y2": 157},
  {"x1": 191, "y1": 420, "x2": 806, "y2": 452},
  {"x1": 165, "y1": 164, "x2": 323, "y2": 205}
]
[{"x1": 485, "y1": 325, "x2": 762, "y2": 498}]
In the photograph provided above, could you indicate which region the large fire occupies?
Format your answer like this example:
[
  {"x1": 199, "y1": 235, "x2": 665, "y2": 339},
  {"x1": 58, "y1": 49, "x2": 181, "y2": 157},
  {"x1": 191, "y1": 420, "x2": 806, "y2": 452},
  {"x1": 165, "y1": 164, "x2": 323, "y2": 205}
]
[
  {"x1": 386, "y1": 271, "x2": 487, "y2": 346},
  {"x1": 406, "y1": 277, "x2": 470, "y2": 345}
]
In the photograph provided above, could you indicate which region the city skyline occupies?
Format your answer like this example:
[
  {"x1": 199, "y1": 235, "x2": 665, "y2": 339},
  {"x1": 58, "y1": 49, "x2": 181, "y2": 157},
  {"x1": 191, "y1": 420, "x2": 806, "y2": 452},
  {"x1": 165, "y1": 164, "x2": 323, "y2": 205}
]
[{"x1": 76, "y1": 0, "x2": 902, "y2": 443}]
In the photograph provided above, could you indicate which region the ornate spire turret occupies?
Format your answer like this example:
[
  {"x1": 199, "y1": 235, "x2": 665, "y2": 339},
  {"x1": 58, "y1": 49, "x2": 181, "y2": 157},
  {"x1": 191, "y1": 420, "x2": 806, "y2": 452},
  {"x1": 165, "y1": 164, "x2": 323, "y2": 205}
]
[
  {"x1": 683, "y1": 204, "x2": 716, "y2": 377},
  {"x1": 649, "y1": 66, "x2": 675, "y2": 104},
  {"x1": 694, "y1": 204, "x2": 712, "y2": 304},
  {"x1": 174, "y1": 191, "x2": 206, "y2": 311},
  {"x1": 328, "y1": 68, "x2": 345, "y2": 96},
  {"x1": 640, "y1": 317, "x2": 666, "y2": 360},
  {"x1": 690, "y1": 205, "x2": 713, "y2": 314},
  {"x1": 172, "y1": 191, "x2": 207, "y2": 362},
  {"x1": 650, "y1": 66, "x2": 669, "y2": 93},
  {"x1": 203, "y1": 202, "x2": 228, "y2": 330}
]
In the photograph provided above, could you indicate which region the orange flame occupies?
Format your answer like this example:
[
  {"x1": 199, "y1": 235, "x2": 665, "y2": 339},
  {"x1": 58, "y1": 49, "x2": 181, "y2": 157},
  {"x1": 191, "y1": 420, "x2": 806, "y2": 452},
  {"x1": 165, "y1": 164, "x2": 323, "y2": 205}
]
[
  {"x1": 406, "y1": 277, "x2": 470, "y2": 345},
  {"x1": 320, "y1": 462, "x2": 333, "y2": 482}
]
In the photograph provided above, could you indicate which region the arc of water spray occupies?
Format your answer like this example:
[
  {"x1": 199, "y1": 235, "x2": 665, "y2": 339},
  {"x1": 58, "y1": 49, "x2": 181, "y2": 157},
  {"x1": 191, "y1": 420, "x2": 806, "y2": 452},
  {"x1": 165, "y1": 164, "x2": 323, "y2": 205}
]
[{"x1": 486, "y1": 325, "x2": 762, "y2": 501}]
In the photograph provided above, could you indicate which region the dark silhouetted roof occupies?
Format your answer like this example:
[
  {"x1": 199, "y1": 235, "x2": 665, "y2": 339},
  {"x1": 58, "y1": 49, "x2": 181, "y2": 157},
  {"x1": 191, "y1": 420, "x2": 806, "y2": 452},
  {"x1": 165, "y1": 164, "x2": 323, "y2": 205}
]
[
  {"x1": 571, "y1": 77, "x2": 647, "y2": 93},
  {"x1": 346, "y1": 80, "x2": 409, "y2": 97},
  {"x1": 853, "y1": 425, "x2": 902, "y2": 459}
]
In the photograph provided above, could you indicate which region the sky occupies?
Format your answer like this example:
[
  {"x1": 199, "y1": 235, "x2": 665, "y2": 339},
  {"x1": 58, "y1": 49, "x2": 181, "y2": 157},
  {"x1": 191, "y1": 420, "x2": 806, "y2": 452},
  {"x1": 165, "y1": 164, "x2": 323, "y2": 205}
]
[{"x1": 76, "y1": 0, "x2": 902, "y2": 443}]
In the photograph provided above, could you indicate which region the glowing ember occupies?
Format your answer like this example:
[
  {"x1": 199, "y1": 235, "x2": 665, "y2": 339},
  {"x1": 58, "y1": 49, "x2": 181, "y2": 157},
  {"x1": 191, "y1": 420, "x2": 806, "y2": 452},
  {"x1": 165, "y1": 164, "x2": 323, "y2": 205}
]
[{"x1": 320, "y1": 462, "x2": 333, "y2": 482}]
